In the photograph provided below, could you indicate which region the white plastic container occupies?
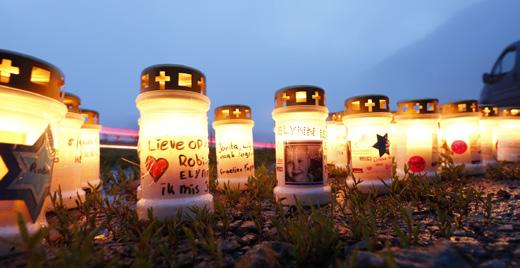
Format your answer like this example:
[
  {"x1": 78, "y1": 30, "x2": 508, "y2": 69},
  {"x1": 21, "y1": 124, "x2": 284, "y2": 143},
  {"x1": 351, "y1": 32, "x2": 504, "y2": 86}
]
[
  {"x1": 272, "y1": 86, "x2": 330, "y2": 206},
  {"x1": 136, "y1": 64, "x2": 213, "y2": 219}
]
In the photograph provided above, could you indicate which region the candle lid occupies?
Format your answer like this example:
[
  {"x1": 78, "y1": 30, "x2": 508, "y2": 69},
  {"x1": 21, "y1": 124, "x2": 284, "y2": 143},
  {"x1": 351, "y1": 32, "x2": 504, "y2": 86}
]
[
  {"x1": 500, "y1": 107, "x2": 520, "y2": 117},
  {"x1": 344, "y1": 95, "x2": 390, "y2": 115},
  {"x1": 479, "y1": 104, "x2": 499, "y2": 117},
  {"x1": 327, "y1": 111, "x2": 344, "y2": 122},
  {"x1": 214, "y1": 105, "x2": 252, "y2": 121},
  {"x1": 63, "y1": 92, "x2": 81, "y2": 113},
  {"x1": 396, "y1": 98, "x2": 439, "y2": 114},
  {"x1": 140, "y1": 64, "x2": 206, "y2": 95},
  {"x1": 81, "y1": 109, "x2": 100, "y2": 124},
  {"x1": 0, "y1": 49, "x2": 64, "y2": 101},
  {"x1": 441, "y1": 100, "x2": 479, "y2": 115},
  {"x1": 274, "y1": 85, "x2": 325, "y2": 108}
]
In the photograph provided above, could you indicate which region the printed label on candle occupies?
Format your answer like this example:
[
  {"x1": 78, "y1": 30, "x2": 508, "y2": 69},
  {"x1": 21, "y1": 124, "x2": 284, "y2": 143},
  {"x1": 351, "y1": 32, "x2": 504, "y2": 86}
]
[
  {"x1": 140, "y1": 136, "x2": 209, "y2": 198},
  {"x1": 350, "y1": 133, "x2": 392, "y2": 180},
  {"x1": 283, "y1": 141, "x2": 324, "y2": 185},
  {"x1": 498, "y1": 139, "x2": 520, "y2": 161},
  {"x1": 451, "y1": 140, "x2": 467, "y2": 155},
  {"x1": 0, "y1": 126, "x2": 54, "y2": 222},
  {"x1": 217, "y1": 141, "x2": 254, "y2": 179}
]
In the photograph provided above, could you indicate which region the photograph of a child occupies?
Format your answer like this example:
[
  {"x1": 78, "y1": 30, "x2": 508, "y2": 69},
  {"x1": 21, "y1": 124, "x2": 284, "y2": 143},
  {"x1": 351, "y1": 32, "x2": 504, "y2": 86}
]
[{"x1": 284, "y1": 141, "x2": 323, "y2": 184}]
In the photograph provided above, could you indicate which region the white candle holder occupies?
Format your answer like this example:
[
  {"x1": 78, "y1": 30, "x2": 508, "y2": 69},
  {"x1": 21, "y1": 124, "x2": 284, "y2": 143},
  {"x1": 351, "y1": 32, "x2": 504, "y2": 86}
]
[
  {"x1": 272, "y1": 86, "x2": 330, "y2": 206},
  {"x1": 213, "y1": 105, "x2": 254, "y2": 190},
  {"x1": 440, "y1": 100, "x2": 483, "y2": 175},
  {"x1": 497, "y1": 107, "x2": 520, "y2": 162},
  {"x1": 136, "y1": 64, "x2": 213, "y2": 219},
  {"x1": 479, "y1": 104, "x2": 499, "y2": 165},
  {"x1": 326, "y1": 112, "x2": 348, "y2": 170},
  {"x1": 343, "y1": 95, "x2": 393, "y2": 194},
  {"x1": 79, "y1": 109, "x2": 101, "y2": 190},
  {"x1": 48, "y1": 93, "x2": 85, "y2": 210},
  {"x1": 394, "y1": 99, "x2": 440, "y2": 178},
  {"x1": 0, "y1": 49, "x2": 67, "y2": 255}
]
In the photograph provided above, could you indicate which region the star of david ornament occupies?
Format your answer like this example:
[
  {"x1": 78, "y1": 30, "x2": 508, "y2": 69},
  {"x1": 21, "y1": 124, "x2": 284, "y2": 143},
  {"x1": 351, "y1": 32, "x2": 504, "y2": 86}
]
[
  {"x1": 0, "y1": 126, "x2": 54, "y2": 222},
  {"x1": 372, "y1": 133, "x2": 389, "y2": 157}
]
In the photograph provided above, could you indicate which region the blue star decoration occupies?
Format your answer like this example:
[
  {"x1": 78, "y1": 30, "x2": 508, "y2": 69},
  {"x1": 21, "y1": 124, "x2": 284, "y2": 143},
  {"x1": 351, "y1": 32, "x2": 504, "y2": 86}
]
[
  {"x1": 0, "y1": 126, "x2": 54, "y2": 222},
  {"x1": 372, "y1": 133, "x2": 389, "y2": 157}
]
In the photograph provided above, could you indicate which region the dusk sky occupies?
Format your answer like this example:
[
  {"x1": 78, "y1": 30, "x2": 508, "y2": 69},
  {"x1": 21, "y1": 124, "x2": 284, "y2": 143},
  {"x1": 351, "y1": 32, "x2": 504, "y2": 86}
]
[{"x1": 2, "y1": 0, "x2": 519, "y2": 141}]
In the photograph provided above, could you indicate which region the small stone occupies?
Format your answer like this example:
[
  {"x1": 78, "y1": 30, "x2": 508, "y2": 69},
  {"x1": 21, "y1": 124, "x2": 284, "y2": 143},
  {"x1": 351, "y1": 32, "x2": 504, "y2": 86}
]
[
  {"x1": 392, "y1": 240, "x2": 471, "y2": 268},
  {"x1": 514, "y1": 247, "x2": 520, "y2": 258},
  {"x1": 235, "y1": 241, "x2": 294, "y2": 268},
  {"x1": 240, "y1": 234, "x2": 257, "y2": 245},
  {"x1": 453, "y1": 229, "x2": 468, "y2": 236},
  {"x1": 497, "y1": 224, "x2": 514, "y2": 232},
  {"x1": 355, "y1": 251, "x2": 385, "y2": 268},
  {"x1": 496, "y1": 190, "x2": 511, "y2": 200},
  {"x1": 478, "y1": 259, "x2": 507, "y2": 268},
  {"x1": 221, "y1": 239, "x2": 240, "y2": 253},
  {"x1": 235, "y1": 221, "x2": 258, "y2": 236}
]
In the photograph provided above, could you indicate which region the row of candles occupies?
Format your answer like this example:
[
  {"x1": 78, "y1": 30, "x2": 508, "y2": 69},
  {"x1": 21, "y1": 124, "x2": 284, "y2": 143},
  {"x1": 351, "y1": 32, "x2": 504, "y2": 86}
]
[
  {"x1": 1, "y1": 49, "x2": 520, "y2": 254},
  {"x1": 0, "y1": 50, "x2": 101, "y2": 254}
]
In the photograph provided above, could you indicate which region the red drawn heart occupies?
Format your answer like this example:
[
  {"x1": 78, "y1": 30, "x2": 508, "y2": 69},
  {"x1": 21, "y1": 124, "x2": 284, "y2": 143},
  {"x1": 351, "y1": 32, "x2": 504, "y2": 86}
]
[{"x1": 145, "y1": 156, "x2": 168, "y2": 182}]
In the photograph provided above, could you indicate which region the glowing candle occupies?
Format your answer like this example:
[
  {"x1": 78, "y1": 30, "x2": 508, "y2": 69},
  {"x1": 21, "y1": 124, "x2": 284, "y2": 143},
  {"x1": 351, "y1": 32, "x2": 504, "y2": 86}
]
[
  {"x1": 440, "y1": 100, "x2": 483, "y2": 175},
  {"x1": 394, "y1": 99, "x2": 440, "y2": 178},
  {"x1": 48, "y1": 93, "x2": 85, "y2": 210},
  {"x1": 497, "y1": 107, "x2": 520, "y2": 162},
  {"x1": 213, "y1": 105, "x2": 254, "y2": 190},
  {"x1": 326, "y1": 112, "x2": 347, "y2": 170},
  {"x1": 272, "y1": 86, "x2": 330, "y2": 206},
  {"x1": 0, "y1": 50, "x2": 67, "y2": 254},
  {"x1": 343, "y1": 95, "x2": 393, "y2": 193},
  {"x1": 479, "y1": 104, "x2": 499, "y2": 165},
  {"x1": 79, "y1": 109, "x2": 101, "y2": 190},
  {"x1": 136, "y1": 65, "x2": 212, "y2": 219}
]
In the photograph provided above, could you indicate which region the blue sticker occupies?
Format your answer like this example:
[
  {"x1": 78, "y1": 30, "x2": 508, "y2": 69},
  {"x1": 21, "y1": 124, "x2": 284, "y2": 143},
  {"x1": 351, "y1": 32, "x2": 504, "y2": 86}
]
[{"x1": 0, "y1": 126, "x2": 54, "y2": 222}]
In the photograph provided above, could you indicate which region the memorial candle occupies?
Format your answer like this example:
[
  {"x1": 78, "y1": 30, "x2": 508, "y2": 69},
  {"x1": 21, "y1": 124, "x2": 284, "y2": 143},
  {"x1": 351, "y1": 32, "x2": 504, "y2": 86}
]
[
  {"x1": 326, "y1": 112, "x2": 348, "y2": 170},
  {"x1": 48, "y1": 93, "x2": 85, "y2": 210},
  {"x1": 497, "y1": 107, "x2": 520, "y2": 162},
  {"x1": 272, "y1": 86, "x2": 330, "y2": 206},
  {"x1": 479, "y1": 104, "x2": 499, "y2": 165},
  {"x1": 343, "y1": 95, "x2": 393, "y2": 193},
  {"x1": 213, "y1": 105, "x2": 254, "y2": 190},
  {"x1": 136, "y1": 64, "x2": 213, "y2": 219},
  {"x1": 79, "y1": 109, "x2": 101, "y2": 190},
  {"x1": 440, "y1": 100, "x2": 483, "y2": 175},
  {"x1": 394, "y1": 99, "x2": 440, "y2": 178},
  {"x1": 0, "y1": 49, "x2": 67, "y2": 254}
]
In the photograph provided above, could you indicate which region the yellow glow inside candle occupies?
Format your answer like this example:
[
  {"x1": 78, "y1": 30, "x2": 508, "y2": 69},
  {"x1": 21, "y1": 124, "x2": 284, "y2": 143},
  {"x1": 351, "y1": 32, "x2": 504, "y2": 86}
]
[
  {"x1": 49, "y1": 93, "x2": 85, "y2": 210},
  {"x1": 440, "y1": 100, "x2": 483, "y2": 175},
  {"x1": 394, "y1": 99, "x2": 440, "y2": 177},
  {"x1": 0, "y1": 50, "x2": 67, "y2": 255},
  {"x1": 136, "y1": 65, "x2": 213, "y2": 219},
  {"x1": 80, "y1": 109, "x2": 101, "y2": 190},
  {"x1": 213, "y1": 105, "x2": 254, "y2": 190},
  {"x1": 326, "y1": 112, "x2": 347, "y2": 169},
  {"x1": 497, "y1": 107, "x2": 520, "y2": 162},
  {"x1": 479, "y1": 105, "x2": 499, "y2": 165},
  {"x1": 343, "y1": 95, "x2": 392, "y2": 193},
  {"x1": 272, "y1": 86, "x2": 330, "y2": 206}
]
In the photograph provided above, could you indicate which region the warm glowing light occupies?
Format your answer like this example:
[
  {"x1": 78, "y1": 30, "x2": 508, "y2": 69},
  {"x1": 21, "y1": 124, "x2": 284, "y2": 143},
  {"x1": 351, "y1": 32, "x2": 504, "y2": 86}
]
[
  {"x1": 136, "y1": 64, "x2": 213, "y2": 219},
  {"x1": 440, "y1": 100, "x2": 483, "y2": 175},
  {"x1": 178, "y1": 73, "x2": 192, "y2": 87},
  {"x1": 394, "y1": 99, "x2": 440, "y2": 178},
  {"x1": 155, "y1": 71, "x2": 170, "y2": 90},
  {"x1": 272, "y1": 86, "x2": 330, "y2": 206},
  {"x1": 479, "y1": 105, "x2": 498, "y2": 165},
  {"x1": 213, "y1": 105, "x2": 254, "y2": 190},
  {"x1": 326, "y1": 112, "x2": 347, "y2": 169},
  {"x1": 0, "y1": 50, "x2": 67, "y2": 255},
  {"x1": 49, "y1": 105, "x2": 85, "y2": 210},
  {"x1": 497, "y1": 107, "x2": 520, "y2": 162},
  {"x1": 30, "y1": 66, "x2": 51, "y2": 85},
  {"x1": 0, "y1": 59, "x2": 19, "y2": 83},
  {"x1": 343, "y1": 95, "x2": 393, "y2": 193},
  {"x1": 80, "y1": 109, "x2": 101, "y2": 190}
]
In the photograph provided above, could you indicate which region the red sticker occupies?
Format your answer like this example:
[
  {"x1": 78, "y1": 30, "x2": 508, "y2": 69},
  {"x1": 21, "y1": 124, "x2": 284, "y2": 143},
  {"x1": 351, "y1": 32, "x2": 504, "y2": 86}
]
[
  {"x1": 407, "y1": 155, "x2": 426, "y2": 173},
  {"x1": 451, "y1": 140, "x2": 468, "y2": 155}
]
